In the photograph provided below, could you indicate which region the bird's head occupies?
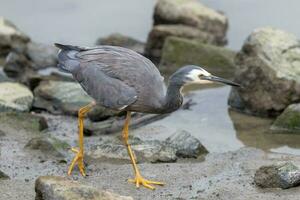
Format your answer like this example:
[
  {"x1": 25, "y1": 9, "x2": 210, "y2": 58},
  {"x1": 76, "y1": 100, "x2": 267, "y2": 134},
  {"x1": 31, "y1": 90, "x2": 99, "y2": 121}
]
[{"x1": 171, "y1": 65, "x2": 241, "y2": 87}]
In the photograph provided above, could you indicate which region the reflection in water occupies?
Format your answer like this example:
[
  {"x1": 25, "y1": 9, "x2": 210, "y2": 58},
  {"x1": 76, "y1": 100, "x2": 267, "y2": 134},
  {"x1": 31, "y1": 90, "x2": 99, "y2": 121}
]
[
  {"x1": 229, "y1": 108, "x2": 300, "y2": 155},
  {"x1": 135, "y1": 86, "x2": 244, "y2": 153}
]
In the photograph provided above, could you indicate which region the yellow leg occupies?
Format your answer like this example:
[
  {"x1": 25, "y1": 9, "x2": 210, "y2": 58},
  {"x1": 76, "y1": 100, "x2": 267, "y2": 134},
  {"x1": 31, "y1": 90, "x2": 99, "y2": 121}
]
[
  {"x1": 68, "y1": 101, "x2": 95, "y2": 176},
  {"x1": 122, "y1": 111, "x2": 164, "y2": 190}
]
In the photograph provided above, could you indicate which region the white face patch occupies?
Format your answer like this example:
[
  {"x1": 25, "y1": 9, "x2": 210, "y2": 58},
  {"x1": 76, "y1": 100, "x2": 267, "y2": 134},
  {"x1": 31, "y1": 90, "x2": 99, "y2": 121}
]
[{"x1": 185, "y1": 69, "x2": 212, "y2": 84}]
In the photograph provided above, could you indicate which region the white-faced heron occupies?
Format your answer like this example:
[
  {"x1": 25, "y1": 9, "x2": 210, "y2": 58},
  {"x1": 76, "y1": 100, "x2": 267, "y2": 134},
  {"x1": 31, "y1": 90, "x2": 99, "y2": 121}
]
[{"x1": 54, "y1": 43, "x2": 241, "y2": 190}]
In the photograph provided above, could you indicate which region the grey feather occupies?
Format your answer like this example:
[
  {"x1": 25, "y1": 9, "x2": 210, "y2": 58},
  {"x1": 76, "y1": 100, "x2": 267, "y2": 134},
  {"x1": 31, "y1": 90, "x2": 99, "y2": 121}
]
[{"x1": 56, "y1": 45, "x2": 166, "y2": 112}]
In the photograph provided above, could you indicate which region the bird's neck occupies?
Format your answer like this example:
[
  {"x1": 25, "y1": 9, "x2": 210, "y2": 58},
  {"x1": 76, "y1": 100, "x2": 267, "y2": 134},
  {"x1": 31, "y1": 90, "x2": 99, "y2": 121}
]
[{"x1": 162, "y1": 80, "x2": 184, "y2": 113}]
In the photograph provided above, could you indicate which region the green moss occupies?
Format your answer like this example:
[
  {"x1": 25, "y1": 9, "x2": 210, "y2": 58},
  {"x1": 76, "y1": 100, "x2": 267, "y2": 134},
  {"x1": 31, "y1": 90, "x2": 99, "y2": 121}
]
[
  {"x1": 159, "y1": 37, "x2": 236, "y2": 78},
  {"x1": 272, "y1": 105, "x2": 300, "y2": 132}
]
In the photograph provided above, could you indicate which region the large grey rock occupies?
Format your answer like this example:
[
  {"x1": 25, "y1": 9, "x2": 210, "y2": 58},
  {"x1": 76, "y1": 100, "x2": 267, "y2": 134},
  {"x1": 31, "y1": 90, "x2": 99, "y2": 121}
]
[
  {"x1": 165, "y1": 130, "x2": 208, "y2": 158},
  {"x1": 254, "y1": 162, "x2": 300, "y2": 189},
  {"x1": 96, "y1": 33, "x2": 145, "y2": 55},
  {"x1": 84, "y1": 113, "x2": 169, "y2": 135},
  {"x1": 0, "y1": 82, "x2": 33, "y2": 112},
  {"x1": 35, "y1": 176, "x2": 133, "y2": 200},
  {"x1": 87, "y1": 136, "x2": 177, "y2": 163},
  {"x1": 25, "y1": 135, "x2": 70, "y2": 158},
  {"x1": 145, "y1": 25, "x2": 216, "y2": 62},
  {"x1": 33, "y1": 81, "x2": 94, "y2": 115},
  {"x1": 145, "y1": 0, "x2": 228, "y2": 61},
  {"x1": 26, "y1": 42, "x2": 58, "y2": 69},
  {"x1": 0, "y1": 17, "x2": 30, "y2": 57},
  {"x1": 229, "y1": 27, "x2": 300, "y2": 116},
  {"x1": 159, "y1": 36, "x2": 236, "y2": 77},
  {"x1": 271, "y1": 103, "x2": 300, "y2": 132}
]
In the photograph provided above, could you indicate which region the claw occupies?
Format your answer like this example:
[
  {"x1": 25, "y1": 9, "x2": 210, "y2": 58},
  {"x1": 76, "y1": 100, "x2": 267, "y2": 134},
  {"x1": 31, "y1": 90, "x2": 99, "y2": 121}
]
[
  {"x1": 128, "y1": 174, "x2": 164, "y2": 190},
  {"x1": 68, "y1": 147, "x2": 86, "y2": 176}
]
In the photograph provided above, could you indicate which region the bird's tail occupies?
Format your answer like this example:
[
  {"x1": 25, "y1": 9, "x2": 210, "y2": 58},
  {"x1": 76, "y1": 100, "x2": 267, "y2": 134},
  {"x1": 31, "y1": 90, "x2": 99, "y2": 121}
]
[
  {"x1": 54, "y1": 43, "x2": 83, "y2": 73},
  {"x1": 54, "y1": 43, "x2": 85, "y2": 52}
]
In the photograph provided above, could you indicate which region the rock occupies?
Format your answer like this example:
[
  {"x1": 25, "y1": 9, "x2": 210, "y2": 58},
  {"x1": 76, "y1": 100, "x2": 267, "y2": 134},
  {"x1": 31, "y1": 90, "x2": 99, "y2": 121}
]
[
  {"x1": 271, "y1": 104, "x2": 300, "y2": 132},
  {"x1": 26, "y1": 42, "x2": 58, "y2": 69},
  {"x1": 87, "y1": 136, "x2": 177, "y2": 163},
  {"x1": 3, "y1": 51, "x2": 34, "y2": 80},
  {"x1": 254, "y1": 162, "x2": 300, "y2": 189},
  {"x1": 145, "y1": 0, "x2": 228, "y2": 61},
  {"x1": 87, "y1": 105, "x2": 123, "y2": 122},
  {"x1": 0, "y1": 17, "x2": 30, "y2": 57},
  {"x1": 33, "y1": 81, "x2": 94, "y2": 115},
  {"x1": 0, "y1": 129, "x2": 5, "y2": 137},
  {"x1": 0, "y1": 112, "x2": 48, "y2": 132},
  {"x1": 96, "y1": 33, "x2": 145, "y2": 55},
  {"x1": 0, "y1": 82, "x2": 33, "y2": 112},
  {"x1": 25, "y1": 135, "x2": 70, "y2": 158},
  {"x1": 84, "y1": 113, "x2": 169, "y2": 136},
  {"x1": 159, "y1": 37, "x2": 236, "y2": 77},
  {"x1": 165, "y1": 130, "x2": 208, "y2": 158},
  {"x1": 35, "y1": 176, "x2": 133, "y2": 200},
  {"x1": 228, "y1": 27, "x2": 300, "y2": 117},
  {"x1": 145, "y1": 25, "x2": 217, "y2": 63},
  {"x1": 0, "y1": 67, "x2": 11, "y2": 82},
  {"x1": 0, "y1": 170, "x2": 9, "y2": 180}
]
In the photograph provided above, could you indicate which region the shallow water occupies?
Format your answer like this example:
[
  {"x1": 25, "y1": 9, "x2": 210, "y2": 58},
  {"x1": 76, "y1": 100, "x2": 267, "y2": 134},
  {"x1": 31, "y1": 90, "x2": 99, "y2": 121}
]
[
  {"x1": 1, "y1": 0, "x2": 300, "y2": 155},
  {"x1": 134, "y1": 86, "x2": 300, "y2": 155}
]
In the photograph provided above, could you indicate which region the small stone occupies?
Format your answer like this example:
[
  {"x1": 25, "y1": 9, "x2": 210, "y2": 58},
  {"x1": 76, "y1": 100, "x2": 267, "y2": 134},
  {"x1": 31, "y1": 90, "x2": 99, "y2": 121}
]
[
  {"x1": 0, "y1": 112, "x2": 48, "y2": 132},
  {"x1": 0, "y1": 82, "x2": 33, "y2": 112},
  {"x1": 25, "y1": 135, "x2": 70, "y2": 158},
  {"x1": 165, "y1": 130, "x2": 208, "y2": 158},
  {"x1": 254, "y1": 162, "x2": 300, "y2": 189},
  {"x1": 0, "y1": 129, "x2": 5, "y2": 137},
  {"x1": 35, "y1": 176, "x2": 133, "y2": 200},
  {"x1": 0, "y1": 170, "x2": 9, "y2": 180}
]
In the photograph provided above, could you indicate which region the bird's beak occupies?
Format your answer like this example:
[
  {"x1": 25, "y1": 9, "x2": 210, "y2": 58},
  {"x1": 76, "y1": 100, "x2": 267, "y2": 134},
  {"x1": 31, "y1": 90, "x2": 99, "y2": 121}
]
[{"x1": 202, "y1": 75, "x2": 241, "y2": 87}]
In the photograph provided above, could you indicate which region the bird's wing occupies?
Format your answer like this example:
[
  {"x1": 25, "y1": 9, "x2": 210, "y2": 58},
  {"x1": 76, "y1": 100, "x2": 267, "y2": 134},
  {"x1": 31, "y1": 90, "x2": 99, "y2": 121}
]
[
  {"x1": 75, "y1": 46, "x2": 166, "y2": 107},
  {"x1": 75, "y1": 62, "x2": 138, "y2": 110}
]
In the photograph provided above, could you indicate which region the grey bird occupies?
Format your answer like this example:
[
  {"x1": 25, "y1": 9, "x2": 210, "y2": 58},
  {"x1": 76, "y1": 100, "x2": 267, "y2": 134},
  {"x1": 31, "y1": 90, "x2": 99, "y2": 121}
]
[{"x1": 54, "y1": 43, "x2": 241, "y2": 190}]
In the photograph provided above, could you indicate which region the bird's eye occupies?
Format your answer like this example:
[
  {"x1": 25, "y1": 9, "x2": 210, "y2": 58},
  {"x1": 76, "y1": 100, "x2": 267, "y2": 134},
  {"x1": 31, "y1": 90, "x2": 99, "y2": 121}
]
[{"x1": 198, "y1": 74, "x2": 204, "y2": 78}]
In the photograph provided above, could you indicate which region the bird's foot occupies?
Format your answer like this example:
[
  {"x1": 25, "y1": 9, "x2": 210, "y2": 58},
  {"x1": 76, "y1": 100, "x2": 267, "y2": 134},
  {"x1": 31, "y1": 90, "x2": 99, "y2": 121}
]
[
  {"x1": 68, "y1": 147, "x2": 86, "y2": 176},
  {"x1": 128, "y1": 173, "x2": 164, "y2": 190}
]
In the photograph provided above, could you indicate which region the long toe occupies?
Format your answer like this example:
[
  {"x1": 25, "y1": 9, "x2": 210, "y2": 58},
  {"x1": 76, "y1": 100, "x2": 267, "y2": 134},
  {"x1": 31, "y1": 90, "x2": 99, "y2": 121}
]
[
  {"x1": 68, "y1": 147, "x2": 86, "y2": 176},
  {"x1": 128, "y1": 176, "x2": 164, "y2": 190}
]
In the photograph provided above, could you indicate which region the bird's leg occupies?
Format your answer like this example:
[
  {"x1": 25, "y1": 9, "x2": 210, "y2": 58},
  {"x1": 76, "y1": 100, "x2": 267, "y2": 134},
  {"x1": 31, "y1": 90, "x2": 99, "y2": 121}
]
[
  {"x1": 122, "y1": 111, "x2": 164, "y2": 190},
  {"x1": 68, "y1": 101, "x2": 95, "y2": 176}
]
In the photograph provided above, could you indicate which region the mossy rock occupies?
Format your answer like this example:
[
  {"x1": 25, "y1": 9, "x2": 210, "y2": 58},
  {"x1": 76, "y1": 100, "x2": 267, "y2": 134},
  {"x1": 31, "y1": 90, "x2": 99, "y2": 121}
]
[
  {"x1": 0, "y1": 112, "x2": 48, "y2": 132},
  {"x1": 25, "y1": 135, "x2": 70, "y2": 158},
  {"x1": 271, "y1": 104, "x2": 300, "y2": 133},
  {"x1": 159, "y1": 37, "x2": 236, "y2": 78}
]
